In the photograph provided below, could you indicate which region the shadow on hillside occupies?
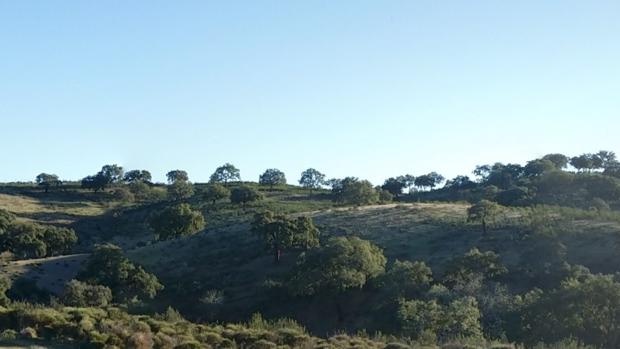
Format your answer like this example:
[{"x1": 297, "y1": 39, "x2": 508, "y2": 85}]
[
  {"x1": 281, "y1": 193, "x2": 332, "y2": 201},
  {"x1": 18, "y1": 211, "x2": 82, "y2": 224}
]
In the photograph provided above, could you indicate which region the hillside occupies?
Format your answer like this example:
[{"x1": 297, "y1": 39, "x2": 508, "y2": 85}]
[{"x1": 2, "y1": 173, "x2": 620, "y2": 348}]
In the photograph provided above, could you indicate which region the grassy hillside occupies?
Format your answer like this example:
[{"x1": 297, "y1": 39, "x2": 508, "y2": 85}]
[{"x1": 2, "y1": 182, "x2": 620, "y2": 348}]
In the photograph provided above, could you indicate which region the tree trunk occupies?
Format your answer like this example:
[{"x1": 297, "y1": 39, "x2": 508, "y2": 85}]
[
  {"x1": 274, "y1": 248, "x2": 281, "y2": 263},
  {"x1": 335, "y1": 301, "x2": 344, "y2": 323},
  {"x1": 482, "y1": 218, "x2": 487, "y2": 235}
]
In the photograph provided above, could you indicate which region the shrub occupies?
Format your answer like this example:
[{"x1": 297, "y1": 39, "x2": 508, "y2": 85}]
[
  {"x1": 63, "y1": 280, "x2": 113, "y2": 307},
  {"x1": 230, "y1": 186, "x2": 263, "y2": 205},
  {"x1": 0, "y1": 329, "x2": 17, "y2": 341}
]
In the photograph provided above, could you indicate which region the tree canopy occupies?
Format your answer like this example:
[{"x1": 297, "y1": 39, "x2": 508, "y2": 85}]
[
  {"x1": 230, "y1": 186, "x2": 263, "y2": 205},
  {"x1": 251, "y1": 211, "x2": 319, "y2": 262},
  {"x1": 288, "y1": 236, "x2": 386, "y2": 296},
  {"x1": 210, "y1": 163, "x2": 241, "y2": 184},
  {"x1": 166, "y1": 170, "x2": 189, "y2": 183},
  {"x1": 259, "y1": 168, "x2": 287, "y2": 189},
  {"x1": 149, "y1": 203, "x2": 205, "y2": 241},
  {"x1": 77, "y1": 244, "x2": 163, "y2": 302},
  {"x1": 299, "y1": 168, "x2": 326, "y2": 191}
]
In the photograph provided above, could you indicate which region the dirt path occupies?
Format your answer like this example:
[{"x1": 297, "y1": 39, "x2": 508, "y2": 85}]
[{"x1": 296, "y1": 202, "x2": 468, "y2": 217}]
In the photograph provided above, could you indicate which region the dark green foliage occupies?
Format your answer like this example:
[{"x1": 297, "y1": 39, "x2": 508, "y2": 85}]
[
  {"x1": 203, "y1": 183, "x2": 231, "y2": 205},
  {"x1": 168, "y1": 180, "x2": 195, "y2": 201},
  {"x1": 251, "y1": 211, "x2": 319, "y2": 262},
  {"x1": 524, "y1": 159, "x2": 557, "y2": 177},
  {"x1": 288, "y1": 236, "x2": 386, "y2": 296},
  {"x1": 541, "y1": 153, "x2": 570, "y2": 169},
  {"x1": 0, "y1": 220, "x2": 77, "y2": 258},
  {"x1": 522, "y1": 273, "x2": 620, "y2": 348},
  {"x1": 149, "y1": 203, "x2": 205, "y2": 241},
  {"x1": 414, "y1": 172, "x2": 445, "y2": 191},
  {"x1": 331, "y1": 177, "x2": 379, "y2": 205},
  {"x1": 381, "y1": 260, "x2": 433, "y2": 298},
  {"x1": 378, "y1": 189, "x2": 394, "y2": 203},
  {"x1": 129, "y1": 181, "x2": 163, "y2": 201},
  {"x1": 81, "y1": 173, "x2": 108, "y2": 192},
  {"x1": 467, "y1": 200, "x2": 502, "y2": 235},
  {"x1": 299, "y1": 168, "x2": 326, "y2": 191},
  {"x1": 35, "y1": 173, "x2": 61, "y2": 192},
  {"x1": 495, "y1": 187, "x2": 531, "y2": 206},
  {"x1": 62, "y1": 279, "x2": 113, "y2": 307},
  {"x1": 210, "y1": 163, "x2": 241, "y2": 184},
  {"x1": 398, "y1": 297, "x2": 482, "y2": 341},
  {"x1": 77, "y1": 243, "x2": 163, "y2": 302},
  {"x1": 124, "y1": 169, "x2": 152, "y2": 183},
  {"x1": 167, "y1": 169, "x2": 189, "y2": 183},
  {"x1": 443, "y1": 248, "x2": 507, "y2": 287},
  {"x1": 382, "y1": 177, "x2": 407, "y2": 196},
  {"x1": 445, "y1": 175, "x2": 477, "y2": 191},
  {"x1": 81, "y1": 164, "x2": 124, "y2": 192},
  {"x1": 231, "y1": 185, "x2": 263, "y2": 205},
  {"x1": 259, "y1": 169, "x2": 287, "y2": 189}
]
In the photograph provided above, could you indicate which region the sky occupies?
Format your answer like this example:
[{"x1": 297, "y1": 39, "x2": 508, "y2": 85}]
[{"x1": 1, "y1": 1, "x2": 619, "y2": 184}]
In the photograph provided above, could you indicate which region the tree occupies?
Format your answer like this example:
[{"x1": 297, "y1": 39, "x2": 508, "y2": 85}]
[
  {"x1": 381, "y1": 177, "x2": 407, "y2": 196},
  {"x1": 202, "y1": 184, "x2": 230, "y2": 205},
  {"x1": 542, "y1": 153, "x2": 569, "y2": 169},
  {"x1": 1, "y1": 220, "x2": 77, "y2": 258},
  {"x1": 124, "y1": 170, "x2": 152, "y2": 184},
  {"x1": 378, "y1": 189, "x2": 394, "y2": 203},
  {"x1": 77, "y1": 244, "x2": 163, "y2": 302},
  {"x1": 251, "y1": 211, "x2": 319, "y2": 263},
  {"x1": 299, "y1": 168, "x2": 326, "y2": 192},
  {"x1": 382, "y1": 260, "x2": 433, "y2": 298},
  {"x1": 62, "y1": 280, "x2": 113, "y2": 307},
  {"x1": 288, "y1": 236, "x2": 386, "y2": 296},
  {"x1": 288, "y1": 236, "x2": 386, "y2": 322},
  {"x1": 445, "y1": 175, "x2": 477, "y2": 191},
  {"x1": 230, "y1": 186, "x2": 263, "y2": 206},
  {"x1": 595, "y1": 150, "x2": 617, "y2": 169},
  {"x1": 398, "y1": 297, "x2": 483, "y2": 341},
  {"x1": 41, "y1": 225, "x2": 78, "y2": 256},
  {"x1": 81, "y1": 164, "x2": 124, "y2": 192},
  {"x1": 259, "y1": 168, "x2": 287, "y2": 189},
  {"x1": 81, "y1": 174, "x2": 108, "y2": 192},
  {"x1": 100, "y1": 164, "x2": 124, "y2": 184},
  {"x1": 149, "y1": 203, "x2": 205, "y2": 241},
  {"x1": 167, "y1": 181, "x2": 195, "y2": 201},
  {"x1": 166, "y1": 170, "x2": 189, "y2": 183},
  {"x1": 210, "y1": 163, "x2": 240, "y2": 185},
  {"x1": 332, "y1": 177, "x2": 379, "y2": 205},
  {"x1": 414, "y1": 172, "x2": 445, "y2": 191},
  {"x1": 524, "y1": 159, "x2": 556, "y2": 177},
  {"x1": 522, "y1": 273, "x2": 620, "y2": 348},
  {"x1": 467, "y1": 200, "x2": 501, "y2": 235},
  {"x1": 570, "y1": 154, "x2": 598, "y2": 172},
  {"x1": 35, "y1": 173, "x2": 61, "y2": 193},
  {"x1": 443, "y1": 248, "x2": 507, "y2": 288}
]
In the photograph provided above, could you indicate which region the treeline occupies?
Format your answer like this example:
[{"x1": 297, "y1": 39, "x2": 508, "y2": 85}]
[
  {"x1": 26, "y1": 150, "x2": 620, "y2": 211},
  {"x1": 409, "y1": 151, "x2": 620, "y2": 210}
]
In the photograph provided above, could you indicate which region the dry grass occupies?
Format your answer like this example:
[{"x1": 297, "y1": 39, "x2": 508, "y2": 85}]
[
  {"x1": 0, "y1": 193, "x2": 113, "y2": 224},
  {"x1": 0, "y1": 254, "x2": 88, "y2": 294}
]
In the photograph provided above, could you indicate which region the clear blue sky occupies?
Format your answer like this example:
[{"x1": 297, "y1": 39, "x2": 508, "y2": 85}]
[{"x1": 1, "y1": 1, "x2": 619, "y2": 184}]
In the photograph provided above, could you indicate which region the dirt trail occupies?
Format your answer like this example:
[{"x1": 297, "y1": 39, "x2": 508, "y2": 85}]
[{"x1": 296, "y1": 202, "x2": 468, "y2": 217}]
